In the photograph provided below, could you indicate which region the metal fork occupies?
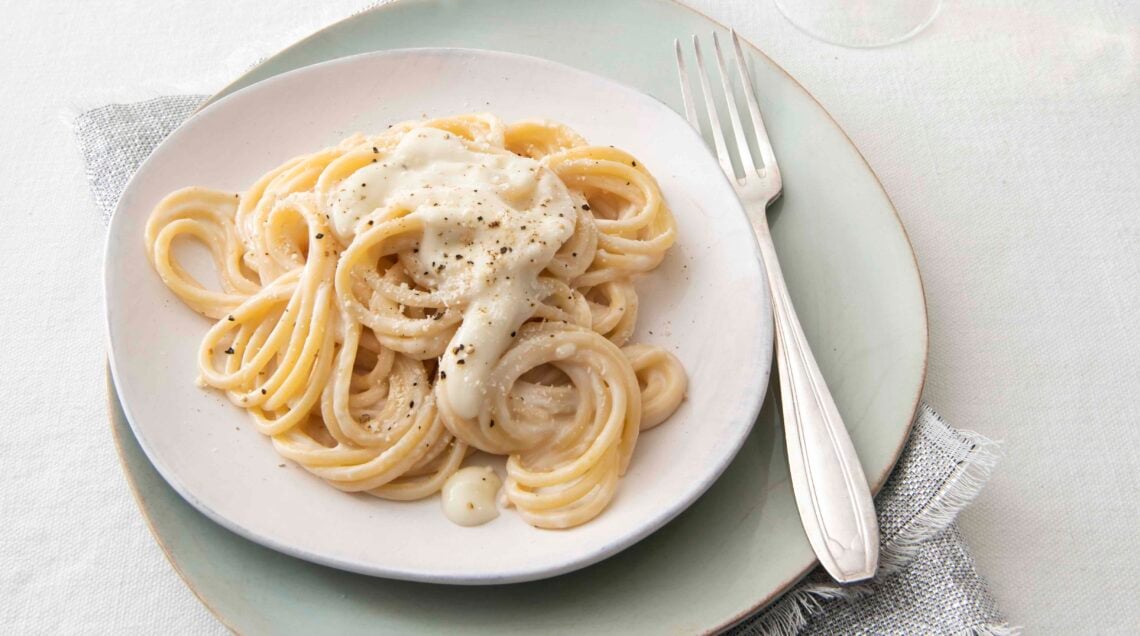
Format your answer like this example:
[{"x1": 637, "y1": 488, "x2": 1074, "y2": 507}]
[{"x1": 675, "y1": 31, "x2": 879, "y2": 583}]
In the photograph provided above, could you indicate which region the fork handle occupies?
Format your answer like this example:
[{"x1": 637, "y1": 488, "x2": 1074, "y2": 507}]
[{"x1": 754, "y1": 220, "x2": 880, "y2": 583}]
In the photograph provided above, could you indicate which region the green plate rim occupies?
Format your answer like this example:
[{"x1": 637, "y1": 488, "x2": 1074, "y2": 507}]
[{"x1": 106, "y1": 0, "x2": 929, "y2": 630}]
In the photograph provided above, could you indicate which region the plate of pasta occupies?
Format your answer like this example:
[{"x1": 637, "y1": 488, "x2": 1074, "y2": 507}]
[{"x1": 104, "y1": 48, "x2": 771, "y2": 583}]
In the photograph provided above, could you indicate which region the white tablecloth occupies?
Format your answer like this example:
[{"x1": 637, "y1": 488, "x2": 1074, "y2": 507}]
[{"x1": 2, "y1": 1, "x2": 1136, "y2": 632}]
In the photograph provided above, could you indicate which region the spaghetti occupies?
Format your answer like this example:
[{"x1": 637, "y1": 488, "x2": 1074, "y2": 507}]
[{"x1": 145, "y1": 114, "x2": 687, "y2": 528}]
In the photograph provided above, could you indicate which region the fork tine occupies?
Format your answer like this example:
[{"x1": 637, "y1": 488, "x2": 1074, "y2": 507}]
[
  {"x1": 691, "y1": 35, "x2": 734, "y2": 178},
  {"x1": 730, "y1": 29, "x2": 778, "y2": 174},
  {"x1": 673, "y1": 39, "x2": 700, "y2": 130},
  {"x1": 711, "y1": 32, "x2": 757, "y2": 175}
]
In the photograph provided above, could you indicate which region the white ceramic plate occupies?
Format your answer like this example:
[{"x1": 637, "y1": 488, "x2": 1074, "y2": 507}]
[{"x1": 104, "y1": 48, "x2": 772, "y2": 584}]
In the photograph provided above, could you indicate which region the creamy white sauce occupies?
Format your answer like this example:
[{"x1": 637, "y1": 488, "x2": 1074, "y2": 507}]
[
  {"x1": 441, "y1": 466, "x2": 502, "y2": 527},
  {"x1": 330, "y1": 127, "x2": 576, "y2": 419}
]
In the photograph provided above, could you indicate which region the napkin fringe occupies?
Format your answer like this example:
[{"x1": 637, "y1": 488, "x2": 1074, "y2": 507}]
[
  {"x1": 877, "y1": 406, "x2": 1000, "y2": 573},
  {"x1": 738, "y1": 406, "x2": 1002, "y2": 636}
]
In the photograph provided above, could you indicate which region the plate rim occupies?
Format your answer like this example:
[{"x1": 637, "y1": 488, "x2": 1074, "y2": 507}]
[
  {"x1": 105, "y1": 375, "x2": 242, "y2": 634},
  {"x1": 105, "y1": 0, "x2": 930, "y2": 630},
  {"x1": 103, "y1": 46, "x2": 774, "y2": 585}
]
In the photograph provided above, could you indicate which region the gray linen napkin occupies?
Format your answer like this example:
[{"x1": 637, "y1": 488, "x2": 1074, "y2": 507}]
[{"x1": 78, "y1": 97, "x2": 1013, "y2": 636}]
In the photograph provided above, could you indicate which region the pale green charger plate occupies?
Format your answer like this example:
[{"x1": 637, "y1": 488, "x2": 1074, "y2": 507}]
[{"x1": 107, "y1": 0, "x2": 928, "y2": 632}]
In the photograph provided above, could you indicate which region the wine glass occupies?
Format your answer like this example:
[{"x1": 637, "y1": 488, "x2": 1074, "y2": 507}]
[{"x1": 774, "y1": 0, "x2": 942, "y2": 48}]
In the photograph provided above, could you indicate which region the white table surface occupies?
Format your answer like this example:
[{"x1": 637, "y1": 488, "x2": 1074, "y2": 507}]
[{"x1": 2, "y1": 0, "x2": 1136, "y2": 633}]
